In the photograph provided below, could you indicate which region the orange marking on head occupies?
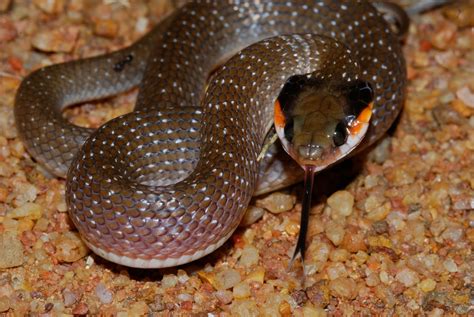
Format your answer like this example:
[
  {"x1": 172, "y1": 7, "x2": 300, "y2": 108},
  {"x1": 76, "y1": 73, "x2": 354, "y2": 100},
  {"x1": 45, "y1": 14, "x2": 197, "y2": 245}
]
[
  {"x1": 274, "y1": 99, "x2": 286, "y2": 128},
  {"x1": 349, "y1": 102, "x2": 373, "y2": 135}
]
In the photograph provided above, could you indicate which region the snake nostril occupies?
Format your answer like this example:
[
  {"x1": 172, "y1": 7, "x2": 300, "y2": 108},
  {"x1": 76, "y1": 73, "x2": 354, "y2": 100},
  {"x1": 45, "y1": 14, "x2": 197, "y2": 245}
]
[{"x1": 298, "y1": 144, "x2": 323, "y2": 160}]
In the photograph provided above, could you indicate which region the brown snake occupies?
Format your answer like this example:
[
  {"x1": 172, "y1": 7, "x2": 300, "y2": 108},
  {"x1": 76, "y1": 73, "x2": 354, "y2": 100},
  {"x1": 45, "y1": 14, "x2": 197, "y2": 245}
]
[{"x1": 15, "y1": 1, "x2": 406, "y2": 268}]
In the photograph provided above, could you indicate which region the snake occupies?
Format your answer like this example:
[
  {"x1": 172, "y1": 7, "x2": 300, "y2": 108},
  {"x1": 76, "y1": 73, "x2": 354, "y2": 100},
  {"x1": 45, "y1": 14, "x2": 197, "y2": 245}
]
[{"x1": 15, "y1": 1, "x2": 407, "y2": 268}]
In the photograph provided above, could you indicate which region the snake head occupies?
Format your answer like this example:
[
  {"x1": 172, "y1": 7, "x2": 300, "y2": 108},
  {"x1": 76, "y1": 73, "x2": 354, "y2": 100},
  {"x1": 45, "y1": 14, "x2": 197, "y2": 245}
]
[{"x1": 274, "y1": 75, "x2": 374, "y2": 170}]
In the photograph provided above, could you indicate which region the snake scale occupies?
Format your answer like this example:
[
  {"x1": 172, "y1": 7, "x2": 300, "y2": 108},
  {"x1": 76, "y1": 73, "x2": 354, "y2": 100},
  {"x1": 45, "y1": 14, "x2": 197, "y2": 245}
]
[{"x1": 15, "y1": 1, "x2": 406, "y2": 268}]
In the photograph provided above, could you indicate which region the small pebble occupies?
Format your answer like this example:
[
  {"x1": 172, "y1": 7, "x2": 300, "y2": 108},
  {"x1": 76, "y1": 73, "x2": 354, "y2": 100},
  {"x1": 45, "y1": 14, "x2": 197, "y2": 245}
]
[
  {"x1": 0, "y1": 18, "x2": 17, "y2": 42},
  {"x1": 161, "y1": 274, "x2": 178, "y2": 289},
  {"x1": 72, "y1": 302, "x2": 88, "y2": 315},
  {"x1": 94, "y1": 19, "x2": 119, "y2": 38},
  {"x1": 244, "y1": 266, "x2": 265, "y2": 284},
  {"x1": 366, "y1": 202, "x2": 391, "y2": 222},
  {"x1": 370, "y1": 137, "x2": 391, "y2": 164},
  {"x1": 215, "y1": 290, "x2": 233, "y2": 305},
  {"x1": 62, "y1": 289, "x2": 78, "y2": 307},
  {"x1": 456, "y1": 86, "x2": 474, "y2": 108},
  {"x1": 128, "y1": 301, "x2": 149, "y2": 315},
  {"x1": 95, "y1": 283, "x2": 113, "y2": 304},
  {"x1": 33, "y1": 0, "x2": 65, "y2": 14},
  {"x1": 328, "y1": 249, "x2": 350, "y2": 262},
  {"x1": 214, "y1": 268, "x2": 241, "y2": 290},
  {"x1": 177, "y1": 293, "x2": 193, "y2": 302},
  {"x1": 0, "y1": 296, "x2": 10, "y2": 312},
  {"x1": 256, "y1": 192, "x2": 296, "y2": 214},
  {"x1": 238, "y1": 245, "x2": 259, "y2": 268},
  {"x1": 326, "y1": 190, "x2": 354, "y2": 218},
  {"x1": 419, "y1": 278, "x2": 437, "y2": 292},
  {"x1": 432, "y1": 104, "x2": 467, "y2": 126},
  {"x1": 240, "y1": 206, "x2": 265, "y2": 226},
  {"x1": 340, "y1": 226, "x2": 367, "y2": 253},
  {"x1": 366, "y1": 273, "x2": 380, "y2": 287},
  {"x1": 325, "y1": 221, "x2": 345, "y2": 246},
  {"x1": 302, "y1": 305, "x2": 327, "y2": 317},
  {"x1": 8, "y1": 202, "x2": 42, "y2": 220},
  {"x1": 306, "y1": 240, "x2": 330, "y2": 271},
  {"x1": 32, "y1": 27, "x2": 79, "y2": 53},
  {"x1": 328, "y1": 277, "x2": 357, "y2": 299},
  {"x1": 54, "y1": 232, "x2": 89, "y2": 262},
  {"x1": 442, "y1": 258, "x2": 458, "y2": 272},
  {"x1": 326, "y1": 262, "x2": 347, "y2": 280},
  {"x1": 440, "y1": 226, "x2": 464, "y2": 242},
  {"x1": 396, "y1": 268, "x2": 420, "y2": 287},
  {"x1": 0, "y1": 0, "x2": 12, "y2": 12},
  {"x1": 233, "y1": 282, "x2": 251, "y2": 299},
  {"x1": 0, "y1": 232, "x2": 25, "y2": 269}
]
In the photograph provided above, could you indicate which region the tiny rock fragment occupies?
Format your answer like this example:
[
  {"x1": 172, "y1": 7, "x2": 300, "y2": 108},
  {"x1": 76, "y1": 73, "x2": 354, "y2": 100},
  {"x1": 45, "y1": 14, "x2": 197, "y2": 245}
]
[
  {"x1": 0, "y1": 17, "x2": 17, "y2": 42},
  {"x1": 443, "y1": 3, "x2": 474, "y2": 28},
  {"x1": 370, "y1": 137, "x2": 391, "y2": 164},
  {"x1": 340, "y1": 226, "x2": 367, "y2": 253},
  {"x1": 325, "y1": 221, "x2": 345, "y2": 246},
  {"x1": 432, "y1": 104, "x2": 467, "y2": 125},
  {"x1": 306, "y1": 280, "x2": 330, "y2": 307},
  {"x1": 32, "y1": 27, "x2": 79, "y2": 53},
  {"x1": 200, "y1": 268, "x2": 241, "y2": 290},
  {"x1": 429, "y1": 20, "x2": 457, "y2": 50},
  {"x1": 0, "y1": 0, "x2": 12, "y2": 12},
  {"x1": 135, "y1": 16, "x2": 149, "y2": 34},
  {"x1": 54, "y1": 232, "x2": 89, "y2": 262},
  {"x1": 326, "y1": 262, "x2": 347, "y2": 280},
  {"x1": 366, "y1": 202, "x2": 391, "y2": 221},
  {"x1": 215, "y1": 290, "x2": 233, "y2": 305},
  {"x1": 442, "y1": 258, "x2": 458, "y2": 272},
  {"x1": 434, "y1": 51, "x2": 458, "y2": 69},
  {"x1": 328, "y1": 277, "x2": 357, "y2": 299},
  {"x1": 128, "y1": 301, "x2": 149, "y2": 315},
  {"x1": 451, "y1": 99, "x2": 474, "y2": 117},
  {"x1": 161, "y1": 274, "x2": 178, "y2": 289},
  {"x1": 256, "y1": 192, "x2": 296, "y2": 214},
  {"x1": 419, "y1": 278, "x2": 436, "y2": 292},
  {"x1": 329, "y1": 249, "x2": 350, "y2": 262},
  {"x1": 94, "y1": 19, "x2": 119, "y2": 38},
  {"x1": 72, "y1": 302, "x2": 88, "y2": 315},
  {"x1": 240, "y1": 206, "x2": 264, "y2": 226},
  {"x1": 0, "y1": 295, "x2": 9, "y2": 312},
  {"x1": 440, "y1": 226, "x2": 463, "y2": 242},
  {"x1": 8, "y1": 202, "x2": 42, "y2": 220},
  {"x1": 302, "y1": 305, "x2": 327, "y2": 317},
  {"x1": 244, "y1": 266, "x2": 265, "y2": 283},
  {"x1": 238, "y1": 245, "x2": 259, "y2": 268},
  {"x1": 0, "y1": 232, "x2": 25, "y2": 269},
  {"x1": 95, "y1": 283, "x2": 113, "y2": 304},
  {"x1": 232, "y1": 281, "x2": 251, "y2": 299},
  {"x1": 279, "y1": 301, "x2": 291, "y2": 316},
  {"x1": 326, "y1": 190, "x2": 354, "y2": 218},
  {"x1": 63, "y1": 288, "x2": 78, "y2": 307},
  {"x1": 33, "y1": 0, "x2": 65, "y2": 14},
  {"x1": 229, "y1": 299, "x2": 259, "y2": 316},
  {"x1": 396, "y1": 268, "x2": 419, "y2": 287},
  {"x1": 456, "y1": 86, "x2": 474, "y2": 108},
  {"x1": 285, "y1": 218, "x2": 300, "y2": 236},
  {"x1": 214, "y1": 268, "x2": 241, "y2": 290},
  {"x1": 306, "y1": 240, "x2": 330, "y2": 271}
]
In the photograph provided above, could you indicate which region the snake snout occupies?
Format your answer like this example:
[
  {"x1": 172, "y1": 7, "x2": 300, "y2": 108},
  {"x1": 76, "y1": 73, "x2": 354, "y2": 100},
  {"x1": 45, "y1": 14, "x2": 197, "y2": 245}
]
[{"x1": 297, "y1": 143, "x2": 324, "y2": 161}]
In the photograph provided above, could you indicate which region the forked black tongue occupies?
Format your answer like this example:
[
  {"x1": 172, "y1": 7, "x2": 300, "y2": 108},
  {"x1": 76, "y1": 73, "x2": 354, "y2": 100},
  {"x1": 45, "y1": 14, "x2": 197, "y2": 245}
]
[{"x1": 289, "y1": 165, "x2": 315, "y2": 271}]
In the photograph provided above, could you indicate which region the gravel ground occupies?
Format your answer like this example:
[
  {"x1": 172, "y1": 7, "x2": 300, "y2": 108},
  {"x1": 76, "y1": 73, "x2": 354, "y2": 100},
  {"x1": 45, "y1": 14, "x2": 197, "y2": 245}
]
[{"x1": 0, "y1": 0, "x2": 473, "y2": 316}]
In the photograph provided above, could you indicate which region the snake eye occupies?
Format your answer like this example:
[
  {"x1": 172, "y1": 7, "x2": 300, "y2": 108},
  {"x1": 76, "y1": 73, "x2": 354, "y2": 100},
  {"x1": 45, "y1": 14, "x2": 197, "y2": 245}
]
[
  {"x1": 348, "y1": 81, "x2": 374, "y2": 115},
  {"x1": 333, "y1": 121, "x2": 348, "y2": 146},
  {"x1": 284, "y1": 119, "x2": 294, "y2": 141}
]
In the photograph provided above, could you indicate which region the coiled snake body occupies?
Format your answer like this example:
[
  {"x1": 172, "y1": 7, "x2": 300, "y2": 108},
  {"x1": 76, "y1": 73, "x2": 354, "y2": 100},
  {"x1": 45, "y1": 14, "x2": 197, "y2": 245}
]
[{"x1": 15, "y1": 1, "x2": 406, "y2": 268}]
